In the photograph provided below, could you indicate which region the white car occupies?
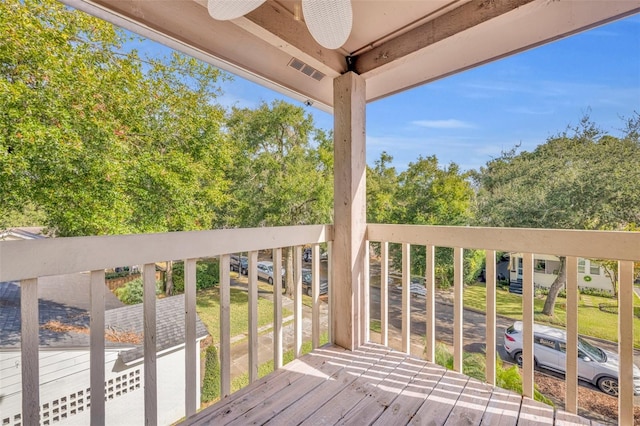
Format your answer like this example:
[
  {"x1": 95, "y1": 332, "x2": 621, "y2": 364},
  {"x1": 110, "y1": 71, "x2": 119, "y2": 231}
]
[
  {"x1": 256, "y1": 261, "x2": 285, "y2": 285},
  {"x1": 503, "y1": 321, "x2": 640, "y2": 396}
]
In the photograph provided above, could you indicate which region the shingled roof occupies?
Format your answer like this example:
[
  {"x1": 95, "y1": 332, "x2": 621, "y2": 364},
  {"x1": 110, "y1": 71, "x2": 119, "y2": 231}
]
[
  {"x1": 0, "y1": 279, "x2": 209, "y2": 363},
  {"x1": 105, "y1": 294, "x2": 209, "y2": 363}
]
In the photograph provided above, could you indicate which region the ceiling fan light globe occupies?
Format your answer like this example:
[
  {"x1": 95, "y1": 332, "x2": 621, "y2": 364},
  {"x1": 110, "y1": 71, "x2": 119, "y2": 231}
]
[
  {"x1": 207, "y1": 0, "x2": 266, "y2": 20},
  {"x1": 302, "y1": 0, "x2": 352, "y2": 50}
]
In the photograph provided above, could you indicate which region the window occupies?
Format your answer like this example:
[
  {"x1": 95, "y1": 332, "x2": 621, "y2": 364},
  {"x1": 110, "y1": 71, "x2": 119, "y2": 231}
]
[
  {"x1": 534, "y1": 336, "x2": 557, "y2": 350},
  {"x1": 578, "y1": 259, "x2": 585, "y2": 273},
  {"x1": 590, "y1": 261, "x2": 600, "y2": 275},
  {"x1": 535, "y1": 260, "x2": 546, "y2": 272}
]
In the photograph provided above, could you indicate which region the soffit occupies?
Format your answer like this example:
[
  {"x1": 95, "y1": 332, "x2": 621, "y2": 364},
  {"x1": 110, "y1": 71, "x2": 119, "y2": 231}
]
[{"x1": 63, "y1": 0, "x2": 640, "y2": 112}]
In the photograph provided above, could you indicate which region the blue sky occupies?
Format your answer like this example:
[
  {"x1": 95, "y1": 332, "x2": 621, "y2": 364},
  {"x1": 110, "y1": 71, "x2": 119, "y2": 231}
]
[{"x1": 142, "y1": 14, "x2": 640, "y2": 172}]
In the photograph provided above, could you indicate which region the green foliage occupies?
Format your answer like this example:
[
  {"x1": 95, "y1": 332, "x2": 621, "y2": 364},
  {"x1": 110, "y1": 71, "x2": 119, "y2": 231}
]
[
  {"x1": 172, "y1": 259, "x2": 219, "y2": 293},
  {"x1": 434, "y1": 343, "x2": 553, "y2": 406},
  {"x1": 114, "y1": 277, "x2": 162, "y2": 304},
  {"x1": 201, "y1": 345, "x2": 220, "y2": 403},
  {"x1": 0, "y1": 0, "x2": 232, "y2": 235}
]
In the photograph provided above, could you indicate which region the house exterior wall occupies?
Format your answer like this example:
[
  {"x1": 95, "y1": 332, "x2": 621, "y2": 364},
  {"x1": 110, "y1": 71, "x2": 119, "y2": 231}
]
[
  {"x1": 0, "y1": 346, "x2": 200, "y2": 426},
  {"x1": 509, "y1": 255, "x2": 613, "y2": 293}
]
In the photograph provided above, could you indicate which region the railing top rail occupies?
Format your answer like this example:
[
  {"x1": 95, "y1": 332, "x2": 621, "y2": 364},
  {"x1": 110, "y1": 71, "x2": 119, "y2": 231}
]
[
  {"x1": 367, "y1": 224, "x2": 640, "y2": 262},
  {"x1": 0, "y1": 225, "x2": 333, "y2": 282}
]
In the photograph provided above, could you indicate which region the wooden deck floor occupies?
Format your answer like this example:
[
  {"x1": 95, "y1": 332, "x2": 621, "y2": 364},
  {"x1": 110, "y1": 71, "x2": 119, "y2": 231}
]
[{"x1": 184, "y1": 343, "x2": 601, "y2": 425}]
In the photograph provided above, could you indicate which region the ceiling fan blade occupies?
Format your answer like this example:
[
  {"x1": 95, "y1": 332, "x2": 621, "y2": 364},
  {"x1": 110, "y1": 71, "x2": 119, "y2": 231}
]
[
  {"x1": 207, "y1": 0, "x2": 266, "y2": 20},
  {"x1": 302, "y1": 0, "x2": 352, "y2": 50}
]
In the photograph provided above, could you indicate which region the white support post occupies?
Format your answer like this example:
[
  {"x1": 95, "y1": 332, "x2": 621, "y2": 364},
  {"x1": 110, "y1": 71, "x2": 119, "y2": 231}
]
[
  {"x1": 485, "y1": 250, "x2": 496, "y2": 386},
  {"x1": 332, "y1": 71, "x2": 367, "y2": 350},
  {"x1": 248, "y1": 250, "x2": 258, "y2": 382},
  {"x1": 453, "y1": 247, "x2": 463, "y2": 372},
  {"x1": 363, "y1": 240, "x2": 370, "y2": 343},
  {"x1": 522, "y1": 253, "x2": 534, "y2": 399},
  {"x1": 402, "y1": 243, "x2": 411, "y2": 353},
  {"x1": 565, "y1": 256, "x2": 578, "y2": 414},
  {"x1": 312, "y1": 244, "x2": 320, "y2": 349},
  {"x1": 21, "y1": 278, "x2": 39, "y2": 426},
  {"x1": 90, "y1": 270, "x2": 106, "y2": 426},
  {"x1": 143, "y1": 263, "x2": 158, "y2": 425},
  {"x1": 327, "y1": 241, "x2": 333, "y2": 344},
  {"x1": 273, "y1": 248, "x2": 283, "y2": 368},
  {"x1": 184, "y1": 258, "x2": 197, "y2": 417},
  {"x1": 619, "y1": 261, "x2": 634, "y2": 425},
  {"x1": 295, "y1": 245, "x2": 303, "y2": 357},
  {"x1": 381, "y1": 241, "x2": 389, "y2": 346},
  {"x1": 219, "y1": 254, "x2": 231, "y2": 397},
  {"x1": 425, "y1": 245, "x2": 435, "y2": 362}
]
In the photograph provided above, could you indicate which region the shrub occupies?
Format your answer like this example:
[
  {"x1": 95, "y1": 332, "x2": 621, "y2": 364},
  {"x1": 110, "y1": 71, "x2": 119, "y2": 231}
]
[
  {"x1": 580, "y1": 287, "x2": 614, "y2": 298},
  {"x1": 172, "y1": 259, "x2": 220, "y2": 293},
  {"x1": 114, "y1": 277, "x2": 162, "y2": 305},
  {"x1": 201, "y1": 345, "x2": 220, "y2": 403}
]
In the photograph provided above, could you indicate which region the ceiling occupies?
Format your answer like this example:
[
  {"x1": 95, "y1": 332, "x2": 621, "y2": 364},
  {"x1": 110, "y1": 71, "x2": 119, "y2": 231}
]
[{"x1": 63, "y1": 0, "x2": 639, "y2": 113}]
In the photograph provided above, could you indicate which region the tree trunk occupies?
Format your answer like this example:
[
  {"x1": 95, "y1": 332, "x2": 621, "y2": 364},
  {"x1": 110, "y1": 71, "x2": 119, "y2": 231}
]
[
  {"x1": 165, "y1": 260, "x2": 174, "y2": 296},
  {"x1": 284, "y1": 247, "x2": 294, "y2": 297},
  {"x1": 542, "y1": 256, "x2": 566, "y2": 316}
]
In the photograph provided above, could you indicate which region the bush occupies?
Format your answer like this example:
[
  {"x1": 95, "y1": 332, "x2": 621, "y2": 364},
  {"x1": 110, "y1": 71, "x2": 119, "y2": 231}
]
[
  {"x1": 172, "y1": 259, "x2": 220, "y2": 293},
  {"x1": 433, "y1": 343, "x2": 553, "y2": 406},
  {"x1": 114, "y1": 277, "x2": 162, "y2": 305},
  {"x1": 201, "y1": 345, "x2": 220, "y2": 403},
  {"x1": 580, "y1": 287, "x2": 614, "y2": 298}
]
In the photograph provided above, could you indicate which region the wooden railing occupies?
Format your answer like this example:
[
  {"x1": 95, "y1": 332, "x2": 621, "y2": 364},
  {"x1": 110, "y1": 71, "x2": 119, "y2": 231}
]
[
  {"x1": 0, "y1": 225, "x2": 332, "y2": 425},
  {"x1": 367, "y1": 224, "x2": 640, "y2": 425}
]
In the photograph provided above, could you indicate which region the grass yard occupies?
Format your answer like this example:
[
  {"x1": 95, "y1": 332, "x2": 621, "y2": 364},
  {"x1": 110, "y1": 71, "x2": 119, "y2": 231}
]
[
  {"x1": 231, "y1": 331, "x2": 330, "y2": 393},
  {"x1": 196, "y1": 286, "x2": 291, "y2": 343},
  {"x1": 464, "y1": 283, "x2": 640, "y2": 348}
]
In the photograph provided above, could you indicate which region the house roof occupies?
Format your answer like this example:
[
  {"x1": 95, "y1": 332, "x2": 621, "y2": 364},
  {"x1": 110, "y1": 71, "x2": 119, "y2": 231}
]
[
  {"x1": 0, "y1": 278, "x2": 209, "y2": 363},
  {"x1": 0, "y1": 227, "x2": 46, "y2": 241},
  {"x1": 68, "y1": 0, "x2": 639, "y2": 112}
]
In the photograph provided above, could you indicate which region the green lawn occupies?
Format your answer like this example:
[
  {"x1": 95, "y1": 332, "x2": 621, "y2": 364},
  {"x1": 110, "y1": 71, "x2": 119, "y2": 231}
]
[
  {"x1": 463, "y1": 283, "x2": 640, "y2": 347},
  {"x1": 231, "y1": 331, "x2": 330, "y2": 392},
  {"x1": 196, "y1": 286, "x2": 291, "y2": 343}
]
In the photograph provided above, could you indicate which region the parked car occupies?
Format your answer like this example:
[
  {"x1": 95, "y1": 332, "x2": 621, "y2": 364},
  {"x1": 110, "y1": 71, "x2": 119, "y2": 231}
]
[
  {"x1": 230, "y1": 255, "x2": 248, "y2": 275},
  {"x1": 257, "y1": 261, "x2": 285, "y2": 285},
  {"x1": 301, "y1": 269, "x2": 328, "y2": 296},
  {"x1": 503, "y1": 321, "x2": 640, "y2": 396},
  {"x1": 302, "y1": 247, "x2": 329, "y2": 262}
]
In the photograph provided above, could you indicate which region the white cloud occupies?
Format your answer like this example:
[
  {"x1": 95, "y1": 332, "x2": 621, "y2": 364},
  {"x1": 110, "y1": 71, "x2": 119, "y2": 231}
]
[{"x1": 411, "y1": 119, "x2": 475, "y2": 129}]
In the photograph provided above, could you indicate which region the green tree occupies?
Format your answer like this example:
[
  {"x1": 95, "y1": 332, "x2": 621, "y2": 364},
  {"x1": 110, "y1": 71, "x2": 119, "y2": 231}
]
[
  {"x1": 367, "y1": 152, "x2": 397, "y2": 224},
  {"x1": 474, "y1": 114, "x2": 640, "y2": 316},
  {"x1": 0, "y1": 0, "x2": 234, "y2": 279},
  {"x1": 225, "y1": 100, "x2": 333, "y2": 295}
]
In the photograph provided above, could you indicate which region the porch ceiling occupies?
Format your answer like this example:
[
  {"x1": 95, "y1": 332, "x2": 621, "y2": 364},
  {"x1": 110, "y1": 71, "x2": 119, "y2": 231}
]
[{"x1": 63, "y1": 0, "x2": 639, "y2": 112}]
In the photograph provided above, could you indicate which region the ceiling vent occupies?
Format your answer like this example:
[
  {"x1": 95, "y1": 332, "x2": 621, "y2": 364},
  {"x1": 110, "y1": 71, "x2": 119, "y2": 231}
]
[{"x1": 288, "y1": 57, "x2": 325, "y2": 82}]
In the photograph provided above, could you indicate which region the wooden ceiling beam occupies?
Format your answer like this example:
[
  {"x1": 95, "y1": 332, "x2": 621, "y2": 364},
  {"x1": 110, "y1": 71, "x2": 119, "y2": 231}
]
[{"x1": 353, "y1": 0, "x2": 535, "y2": 75}]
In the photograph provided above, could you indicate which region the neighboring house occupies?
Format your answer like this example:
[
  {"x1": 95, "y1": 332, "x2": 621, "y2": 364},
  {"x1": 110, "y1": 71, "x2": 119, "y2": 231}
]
[
  {"x1": 509, "y1": 253, "x2": 613, "y2": 293},
  {"x1": 0, "y1": 277, "x2": 209, "y2": 426}
]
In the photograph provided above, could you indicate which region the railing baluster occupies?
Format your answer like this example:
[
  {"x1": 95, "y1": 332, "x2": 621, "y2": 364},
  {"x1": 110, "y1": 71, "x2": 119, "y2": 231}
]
[
  {"x1": 248, "y1": 250, "x2": 258, "y2": 382},
  {"x1": 294, "y1": 246, "x2": 303, "y2": 357},
  {"x1": 522, "y1": 253, "x2": 535, "y2": 398},
  {"x1": 327, "y1": 241, "x2": 333, "y2": 344},
  {"x1": 619, "y1": 260, "x2": 634, "y2": 425},
  {"x1": 143, "y1": 263, "x2": 158, "y2": 425},
  {"x1": 90, "y1": 270, "x2": 106, "y2": 426},
  {"x1": 565, "y1": 256, "x2": 578, "y2": 414},
  {"x1": 402, "y1": 243, "x2": 411, "y2": 353},
  {"x1": 453, "y1": 247, "x2": 463, "y2": 372},
  {"x1": 21, "y1": 278, "x2": 39, "y2": 425},
  {"x1": 273, "y1": 248, "x2": 283, "y2": 369},
  {"x1": 425, "y1": 245, "x2": 435, "y2": 362},
  {"x1": 312, "y1": 244, "x2": 320, "y2": 349},
  {"x1": 219, "y1": 254, "x2": 231, "y2": 397},
  {"x1": 485, "y1": 250, "x2": 496, "y2": 386},
  {"x1": 381, "y1": 241, "x2": 389, "y2": 347},
  {"x1": 363, "y1": 240, "x2": 370, "y2": 344},
  {"x1": 184, "y1": 258, "x2": 197, "y2": 417}
]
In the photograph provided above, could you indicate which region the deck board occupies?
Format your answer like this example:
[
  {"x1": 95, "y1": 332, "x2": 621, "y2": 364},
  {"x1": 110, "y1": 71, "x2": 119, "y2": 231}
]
[{"x1": 183, "y1": 343, "x2": 601, "y2": 426}]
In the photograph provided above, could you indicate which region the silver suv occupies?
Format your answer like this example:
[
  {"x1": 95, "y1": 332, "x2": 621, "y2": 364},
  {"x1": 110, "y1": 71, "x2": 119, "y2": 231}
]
[{"x1": 503, "y1": 321, "x2": 640, "y2": 396}]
